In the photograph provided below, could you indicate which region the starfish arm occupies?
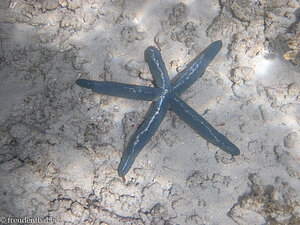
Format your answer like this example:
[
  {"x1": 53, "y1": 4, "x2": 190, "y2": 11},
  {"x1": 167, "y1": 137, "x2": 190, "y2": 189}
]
[
  {"x1": 118, "y1": 95, "x2": 169, "y2": 177},
  {"x1": 76, "y1": 79, "x2": 162, "y2": 101},
  {"x1": 145, "y1": 46, "x2": 170, "y2": 88},
  {"x1": 169, "y1": 94, "x2": 240, "y2": 155},
  {"x1": 171, "y1": 40, "x2": 222, "y2": 96}
]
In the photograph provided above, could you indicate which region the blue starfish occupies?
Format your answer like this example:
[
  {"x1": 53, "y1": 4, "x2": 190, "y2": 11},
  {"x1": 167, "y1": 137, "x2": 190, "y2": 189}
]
[{"x1": 76, "y1": 40, "x2": 240, "y2": 177}]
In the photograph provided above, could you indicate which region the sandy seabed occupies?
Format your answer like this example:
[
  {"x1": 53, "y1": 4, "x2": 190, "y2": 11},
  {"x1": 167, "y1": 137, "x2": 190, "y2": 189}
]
[{"x1": 0, "y1": 0, "x2": 299, "y2": 224}]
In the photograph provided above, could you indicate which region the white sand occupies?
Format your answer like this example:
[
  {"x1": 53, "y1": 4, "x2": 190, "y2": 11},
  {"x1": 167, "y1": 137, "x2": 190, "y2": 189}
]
[{"x1": 0, "y1": 0, "x2": 299, "y2": 224}]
